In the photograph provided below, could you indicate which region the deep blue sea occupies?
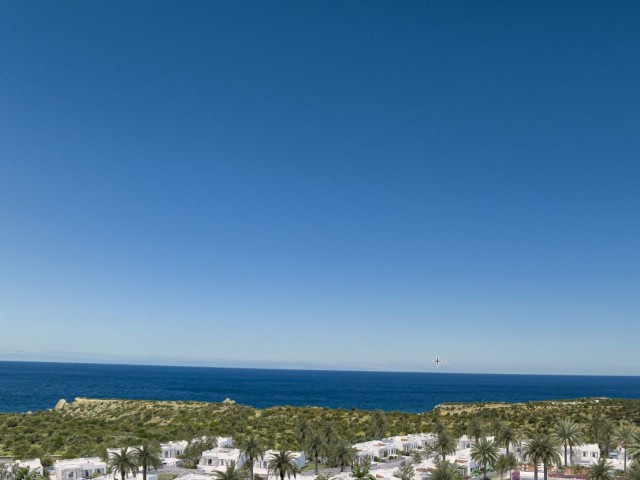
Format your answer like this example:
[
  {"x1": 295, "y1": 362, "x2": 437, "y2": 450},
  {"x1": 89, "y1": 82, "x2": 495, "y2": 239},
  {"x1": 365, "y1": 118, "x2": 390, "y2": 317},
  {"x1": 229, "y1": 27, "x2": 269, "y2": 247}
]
[{"x1": 1, "y1": 361, "x2": 639, "y2": 413}]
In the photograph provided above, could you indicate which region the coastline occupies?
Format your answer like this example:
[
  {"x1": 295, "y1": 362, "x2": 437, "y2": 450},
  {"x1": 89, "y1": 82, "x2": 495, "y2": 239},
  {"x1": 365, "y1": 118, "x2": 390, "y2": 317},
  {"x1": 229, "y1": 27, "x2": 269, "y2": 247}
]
[{"x1": 2, "y1": 361, "x2": 640, "y2": 414}]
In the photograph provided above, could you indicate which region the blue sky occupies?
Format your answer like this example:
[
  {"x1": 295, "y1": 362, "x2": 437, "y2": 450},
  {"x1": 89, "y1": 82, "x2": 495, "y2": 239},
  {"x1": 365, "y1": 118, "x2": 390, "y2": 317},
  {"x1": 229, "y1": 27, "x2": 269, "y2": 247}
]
[{"x1": 1, "y1": 1, "x2": 639, "y2": 375}]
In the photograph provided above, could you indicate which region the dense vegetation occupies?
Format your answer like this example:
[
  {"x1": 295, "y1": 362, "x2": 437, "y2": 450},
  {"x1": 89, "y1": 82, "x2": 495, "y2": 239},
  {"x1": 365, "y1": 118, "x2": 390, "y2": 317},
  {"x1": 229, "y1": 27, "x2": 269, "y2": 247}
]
[{"x1": 1, "y1": 397, "x2": 639, "y2": 464}]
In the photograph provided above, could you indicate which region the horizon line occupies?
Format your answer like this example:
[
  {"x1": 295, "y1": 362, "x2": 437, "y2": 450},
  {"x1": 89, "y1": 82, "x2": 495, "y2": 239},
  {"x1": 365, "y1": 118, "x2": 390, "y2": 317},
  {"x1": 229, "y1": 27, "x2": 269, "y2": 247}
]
[{"x1": 2, "y1": 357, "x2": 639, "y2": 378}]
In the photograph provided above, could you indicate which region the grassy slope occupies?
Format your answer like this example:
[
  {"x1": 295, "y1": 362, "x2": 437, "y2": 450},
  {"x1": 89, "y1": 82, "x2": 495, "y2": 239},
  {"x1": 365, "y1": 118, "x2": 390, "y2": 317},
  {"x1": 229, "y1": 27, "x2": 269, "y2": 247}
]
[{"x1": 1, "y1": 397, "x2": 639, "y2": 460}]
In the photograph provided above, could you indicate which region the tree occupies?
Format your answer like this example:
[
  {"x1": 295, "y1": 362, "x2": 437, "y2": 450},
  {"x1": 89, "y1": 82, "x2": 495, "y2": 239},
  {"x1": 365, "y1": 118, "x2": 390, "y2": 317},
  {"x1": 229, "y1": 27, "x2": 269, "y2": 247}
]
[
  {"x1": 179, "y1": 438, "x2": 214, "y2": 469},
  {"x1": 331, "y1": 441, "x2": 356, "y2": 473},
  {"x1": 133, "y1": 443, "x2": 162, "y2": 480},
  {"x1": 15, "y1": 468, "x2": 39, "y2": 480},
  {"x1": 592, "y1": 418, "x2": 605, "y2": 445},
  {"x1": 537, "y1": 436, "x2": 562, "y2": 480},
  {"x1": 523, "y1": 436, "x2": 544, "y2": 480},
  {"x1": 625, "y1": 462, "x2": 640, "y2": 480},
  {"x1": 295, "y1": 419, "x2": 311, "y2": 447},
  {"x1": 467, "y1": 419, "x2": 486, "y2": 443},
  {"x1": 614, "y1": 423, "x2": 637, "y2": 472},
  {"x1": 393, "y1": 461, "x2": 414, "y2": 480},
  {"x1": 430, "y1": 460, "x2": 463, "y2": 480},
  {"x1": 471, "y1": 438, "x2": 499, "y2": 480},
  {"x1": 434, "y1": 429, "x2": 457, "y2": 462},
  {"x1": 240, "y1": 435, "x2": 265, "y2": 480},
  {"x1": 411, "y1": 450, "x2": 422, "y2": 464},
  {"x1": 496, "y1": 426, "x2": 519, "y2": 456},
  {"x1": 490, "y1": 419, "x2": 504, "y2": 438},
  {"x1": 352, "y1": 462, "x2": 376, "y2": 480},
  {"x1": 107, "y1": 447, "x2": 138, "y2": 480},
  {"x1": 267, "y1": 450, "x2": 299, "y2": 480},
  {"x1": 322, "y1": 423, "x2": 337, "y2": 444},
  {"x1": 627, "y1": 431, "x2": 640, "y2": 468},
  {"x1": 305, "y1": 432, "x2": 327, "y2": 476},
  {"x1": 431, "y1": 418, "x2": 447, "y2": 436},
  {"x1": 213, "y1": 462, "x2": 245, "y2": 480},
  {"x1": 494, "y1": 454, "x2": 518, "y2": 480},
  {"x1": 554, "y1": 418, "x2": 583, "y2": 467},
  {"x1": 597, "y1": 419, "x2": 615, "y2": 457},
  {"x1": 0, "y1": 464, "x2": 19, "y2": 480},
  {"x1": 586, "y1": 459, "x2": 615, "y2": 480},
  {"x1": 372, "y1": 411, "x2": 388, "y2": 440}
]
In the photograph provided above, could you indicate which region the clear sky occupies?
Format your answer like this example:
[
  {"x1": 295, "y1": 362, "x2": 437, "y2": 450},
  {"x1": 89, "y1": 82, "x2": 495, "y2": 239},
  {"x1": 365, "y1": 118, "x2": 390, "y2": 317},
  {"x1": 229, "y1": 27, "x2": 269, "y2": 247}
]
[{"x1": 1, "y1": 1, "x2": 639, "y2": 375}]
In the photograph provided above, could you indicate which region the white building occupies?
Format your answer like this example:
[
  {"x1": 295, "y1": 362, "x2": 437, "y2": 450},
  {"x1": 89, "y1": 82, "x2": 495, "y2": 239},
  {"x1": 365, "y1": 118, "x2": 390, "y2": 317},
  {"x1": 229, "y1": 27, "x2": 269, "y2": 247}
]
[
  {"x1": 214, "y1": 437, "x2": 234, "y2": 448},
  {"x1": 572, "y1": 444, "x2": 601, "y2": 466},
  {"x1": 198, "y1": 448, "x2": 245, "y2": 473},
  {"x1": 160, "y1": 441, "x2": 189, "y2": 466},
  {"x1": 457, "y1": 435, "x2": 472, "y2": 450},
  {"x1": 17, "y1": 459, "x2": 44, "y2": 476},
  {"x1": 352, "y1": 441, "x2": 397, "y2": 463},
  {"x1": 54, "y1": 457, "x2": 107, "y2": 480},
  {"x1": 386, "y1": 436, "x2": 422, "y2": 454}
]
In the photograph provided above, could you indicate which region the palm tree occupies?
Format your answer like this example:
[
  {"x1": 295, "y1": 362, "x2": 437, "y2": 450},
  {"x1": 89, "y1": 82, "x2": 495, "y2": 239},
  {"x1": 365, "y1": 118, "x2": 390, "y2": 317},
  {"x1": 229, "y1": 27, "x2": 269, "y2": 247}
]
[
  {"x1": 213, "y1": 462, "x2": 245, "y2": 480},
  {"x1": 430, "y1": 460, "x2": 463, "y2": 480},
  {"x1": 392, "y1": 461, "x2": 414, "y2": 480},
  {"x1": 351, "y1": 462, "x2": 376, "y2": 480},
  {"x1": 468, "y1": 419, "x2": 486, "y2": 444},
  {"x1": 133, "y1": 443, "x2": 162, "y2": 480},
  {"x1": 554, "y1": 418, "x2": 583, "y2": 467},
  {"x1": 107, "y1": 447, "x2": 138, "y2": 480},
  {"x1": 538, "y1": 435, "x2": 562, "y2": 480},
  {"x1": 240, "y1": 435, "x2": 265, "y2": 480},
  {"x1": 523, "y1": 436, "x2": 544, "y2": 480},
  {"x1": 305, "y1": 432, "x2": 327, "y2": 475},
  {"x1": 598, "y1": 419, "x2": 615, "y2": 457},
  {"x1": 295, "y1": 419, "x2": 311, "y2": 447},
  {"x1": 490, "y1": 419, "x2": 504, "y2": 438},
  {"x1": 372, "y1": 410, "x2": 388, "y2": 440},
  {"x1": 332, "y1": 440, "x2": 356, "y2": 473},
  {"x1": 471, "y1": 438, "x2": 499, "y2": 480},
  {"x1": 494, "y1": 455, "x2": 509, "y2": 480},
  {"x1": 434, "y1": 429, "x2": 457, "y2": 462},
  {"x1": 625, "y1": 462, "x2": 640, "y2": 480},
  {"x1": 15, "y1": 467, "x2": 40, "y2": 480},
  {"x1": 525, "y1": 435, "x2": 561, "y2": 480},
  {"x1": 496, "y1": 426, "x2": 519, "y2": 456},
  {"x1": 495, "y1": 454, "x2": 518, "y2": 480},
  {"x1": 627, "y1": 431, "x2": 640, "y2": 466},
  {"x1": 322, "y1": 423, "x2": 337, "y2": 444},
  {"x1": 592, "y1": 418, "x2": 605, "y2": 445},
  {"x1": 614, "y1": 423, "x2": 637, "y2": 471},
  {"x1": 432, "y1": 418, "x2": 447, "y2": 436},
  {"x1": 267, "y1": 450, "x2": 299, "y2": 480},
  {"x1": 586, "y1": 458, "x2": 615, "y2": 480}
]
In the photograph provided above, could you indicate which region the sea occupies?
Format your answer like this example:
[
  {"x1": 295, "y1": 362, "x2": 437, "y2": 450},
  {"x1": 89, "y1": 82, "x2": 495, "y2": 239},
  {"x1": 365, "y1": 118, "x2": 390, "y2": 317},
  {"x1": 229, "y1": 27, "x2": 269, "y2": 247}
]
[{"x1": 1, "y1": 361, "x2": 639, "y2": 413}]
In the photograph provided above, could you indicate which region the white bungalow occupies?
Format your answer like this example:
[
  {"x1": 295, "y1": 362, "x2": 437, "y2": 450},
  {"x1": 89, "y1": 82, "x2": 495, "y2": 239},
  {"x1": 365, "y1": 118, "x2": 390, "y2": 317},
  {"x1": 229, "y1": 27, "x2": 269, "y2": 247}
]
[
  {"x1": 353, "y1": 445, "x2": 376, "y2": 465},
  {"x1": 54, "y1": 457, "x2": 107, "y2": 480},
  {"x1": 386, "y1": 436, "x2": 422, "y2": 454},
  {"x1": 160, "y1": 440, "x2": 189, "y2": 466},
  {"x1": 572, "y1": 444, "x2": 601, "y2": 466},
  {"x1": 457, "y1": 435, "x2": 472, "y2": 450},
  {"x1": 214, "y1": 437, "x2": 234, "y2": 448},
  {"x1": 198, "y1": 448, "x2": 246, "y2": 473},
  {"x1": 409, "y1": 433, "x2": 436, "y2": 449},
  {"x1": 352, "y1": 441, "x2": 397, "y2": 461},
  {"x1": 17, "y1": 459, "x2": 44, "y2": 476}
]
